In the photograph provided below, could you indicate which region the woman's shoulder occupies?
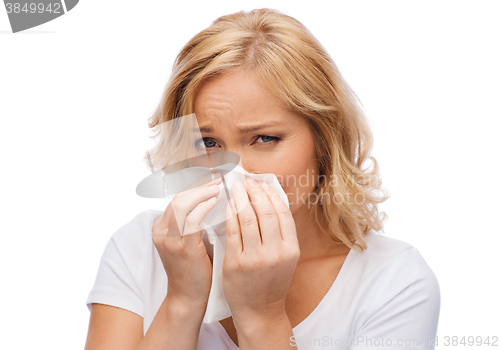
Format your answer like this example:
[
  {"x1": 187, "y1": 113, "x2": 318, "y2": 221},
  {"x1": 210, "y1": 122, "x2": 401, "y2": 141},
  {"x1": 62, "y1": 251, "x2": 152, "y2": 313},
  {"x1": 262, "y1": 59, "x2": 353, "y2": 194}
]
[
  {"x1": 344, "y1": 231, "x2": 441, "y2": 333},
  {"x1": 346, "y1": 231, "x2": 440, "y2": 302},
  {"x1": 357, "y1": 231, "x2": 415, "y2": 263},
  {"x1": 86, "y1": 210, "x2": 165, "y2": 316},
  {"x1": 108, "y1": 209, "x2": 164, "y2": 250},
  {"x1": 126, "y1": 209, "x2": 164, "y2": 229},
  {"x1": 349, "y1": 230, "x2": 439, "y2": 287}
]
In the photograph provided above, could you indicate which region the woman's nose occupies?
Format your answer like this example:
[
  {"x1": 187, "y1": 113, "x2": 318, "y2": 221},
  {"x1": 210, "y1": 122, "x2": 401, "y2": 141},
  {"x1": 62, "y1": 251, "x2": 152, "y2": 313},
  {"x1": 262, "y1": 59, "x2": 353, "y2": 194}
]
[
  {"x1": 236, "y1": 157, "x2": 253, "y2": 173},
  {"x1": 221, "y1": 150, "x2": 252, "y2": 173}
]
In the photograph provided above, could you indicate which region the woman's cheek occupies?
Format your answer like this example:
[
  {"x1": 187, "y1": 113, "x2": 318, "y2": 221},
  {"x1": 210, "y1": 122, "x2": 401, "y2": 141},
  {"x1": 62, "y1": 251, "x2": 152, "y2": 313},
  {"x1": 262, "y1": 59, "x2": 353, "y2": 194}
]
[{"x1": 284, "y1": 186, "x2": 300, "y2": 213}]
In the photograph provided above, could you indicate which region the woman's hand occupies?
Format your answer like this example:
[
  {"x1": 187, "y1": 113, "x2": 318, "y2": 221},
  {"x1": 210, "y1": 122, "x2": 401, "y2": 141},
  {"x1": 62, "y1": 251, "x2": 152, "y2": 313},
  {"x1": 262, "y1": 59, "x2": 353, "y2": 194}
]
[
  {"x1": 222, "y1": 176, "x2": 300, "y2": 327},
  {"x1": 152, "y1": 175, "x2": 222, "y2": 306}
]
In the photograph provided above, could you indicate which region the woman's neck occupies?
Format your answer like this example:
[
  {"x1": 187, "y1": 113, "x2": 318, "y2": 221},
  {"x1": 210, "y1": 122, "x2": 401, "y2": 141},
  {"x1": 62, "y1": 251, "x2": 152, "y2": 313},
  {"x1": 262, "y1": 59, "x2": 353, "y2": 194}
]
[{"x1": 292, "y1": 205, "x2": 349, "y2": 263}]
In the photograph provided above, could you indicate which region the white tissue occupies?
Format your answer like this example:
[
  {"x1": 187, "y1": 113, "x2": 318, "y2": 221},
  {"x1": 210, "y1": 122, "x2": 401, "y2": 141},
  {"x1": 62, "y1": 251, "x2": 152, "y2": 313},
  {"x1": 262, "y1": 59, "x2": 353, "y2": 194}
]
[{"x1": 162, "y1": 164, "x2": 289, "y2": 323}]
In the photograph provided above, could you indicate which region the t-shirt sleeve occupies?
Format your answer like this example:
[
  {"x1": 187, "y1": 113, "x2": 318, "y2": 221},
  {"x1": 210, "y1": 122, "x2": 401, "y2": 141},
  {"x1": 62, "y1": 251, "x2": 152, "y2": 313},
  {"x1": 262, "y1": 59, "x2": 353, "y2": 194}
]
[
  {"x1": 85, "y1": 211, "x2": 153, "y2": 318},
  {"x1": 350, "y1": 247, "x2": 441, "y2": 350}
]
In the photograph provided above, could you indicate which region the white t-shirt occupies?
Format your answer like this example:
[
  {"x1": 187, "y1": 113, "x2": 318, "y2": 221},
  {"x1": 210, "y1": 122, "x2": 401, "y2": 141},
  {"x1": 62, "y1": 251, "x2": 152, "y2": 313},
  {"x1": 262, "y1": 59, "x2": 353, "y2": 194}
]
[{"x1": 86, "y1": 210, "x2": 440, "y2": 350}]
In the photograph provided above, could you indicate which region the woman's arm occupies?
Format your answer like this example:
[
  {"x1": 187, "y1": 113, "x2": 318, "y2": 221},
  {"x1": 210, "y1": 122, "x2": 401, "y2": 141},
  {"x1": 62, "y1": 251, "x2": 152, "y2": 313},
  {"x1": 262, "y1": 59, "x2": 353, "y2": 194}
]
[
  {"x1": 137, "y1": 294, "x2": 208, "y2": 350},
  {"x1": 84, "y1": 303, "x2": 143, "y2": 350},
  {"x1": 235, "y1": 312, "x2": 295, "y2": 350},
  {"x1": 84, "y1": 295, "x2": 207, "y2": 350},
  {"x1": 85, "y1": 177, "x2": 221, "y2": 349}
]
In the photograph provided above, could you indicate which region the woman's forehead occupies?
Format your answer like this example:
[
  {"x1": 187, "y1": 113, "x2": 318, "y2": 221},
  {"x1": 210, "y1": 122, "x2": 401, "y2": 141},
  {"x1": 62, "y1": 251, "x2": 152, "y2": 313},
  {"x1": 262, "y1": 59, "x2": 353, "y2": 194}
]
[{"x1": 193, "y1": 71, "x2": 292, "y2": 122}]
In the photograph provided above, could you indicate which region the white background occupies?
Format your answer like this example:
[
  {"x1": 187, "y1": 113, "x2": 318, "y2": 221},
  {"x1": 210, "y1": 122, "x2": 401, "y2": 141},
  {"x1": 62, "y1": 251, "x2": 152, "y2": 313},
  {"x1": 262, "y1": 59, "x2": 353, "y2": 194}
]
[{"x1": 1, "y1": 0, "x2": 499, "y2": 348}]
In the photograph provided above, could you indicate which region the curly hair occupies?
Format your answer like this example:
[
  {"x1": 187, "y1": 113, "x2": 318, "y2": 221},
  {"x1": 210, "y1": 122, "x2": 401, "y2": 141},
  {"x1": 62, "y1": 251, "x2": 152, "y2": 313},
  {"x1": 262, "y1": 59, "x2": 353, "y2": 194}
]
[{"x1": 144, "y1": 8, "x2": 390, "y2": 251}]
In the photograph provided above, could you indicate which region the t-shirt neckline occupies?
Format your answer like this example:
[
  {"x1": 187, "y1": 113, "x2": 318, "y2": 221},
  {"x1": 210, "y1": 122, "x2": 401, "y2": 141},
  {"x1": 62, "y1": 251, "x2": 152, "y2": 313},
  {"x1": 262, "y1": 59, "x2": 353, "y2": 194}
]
[
  {"x1": 291, "y1": 242, "x2": 355, "y2": 333},
  {"x1": 212, "y1": 238, "x2": 359, "y2": 348}
]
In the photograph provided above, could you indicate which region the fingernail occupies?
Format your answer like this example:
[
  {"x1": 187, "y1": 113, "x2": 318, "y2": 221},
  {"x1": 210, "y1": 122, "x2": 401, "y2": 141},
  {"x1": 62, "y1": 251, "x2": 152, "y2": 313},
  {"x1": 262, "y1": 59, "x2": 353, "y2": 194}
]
[
  {"x1": 209, "y1": 185, "x2": 219, "y2": 191},
  {"x1": 245, "y1": 177, "x2": 258, "y2": 186},
  {"x1": 233, "y1": 181, "x2": 244, "y2": 192},
  {"x1": 261, "y1": 181, "x2": 270, "y2": 189},
  {"x1": 229, "y1": 198, "x2": 235, "y2": 207}
]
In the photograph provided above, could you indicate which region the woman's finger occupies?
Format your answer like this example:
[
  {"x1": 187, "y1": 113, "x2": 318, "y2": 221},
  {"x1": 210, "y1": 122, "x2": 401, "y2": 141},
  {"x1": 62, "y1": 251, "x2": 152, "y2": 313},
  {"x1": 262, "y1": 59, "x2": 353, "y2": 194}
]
[
  {"x1": 154, "y1": 175, "x2": 221, "y2": 242},
  {"x1": 244, "y1": 177, "x2": 282, "y2": 249},
  {"x1": 171, "y1": 176, "x2": 222, "y2": 235},
  {"x1": 181, "y1": 196, "x2": 218, "y2": 248},
  {"x1": 225, "y1": 198, "x2": 242, "y2": 260},
  {"x1": 259, "y1": 181, "x2": 298, "y2": 246},
  {"x1": 231, "y1": 179, "x2": 261, "y2": 254}
]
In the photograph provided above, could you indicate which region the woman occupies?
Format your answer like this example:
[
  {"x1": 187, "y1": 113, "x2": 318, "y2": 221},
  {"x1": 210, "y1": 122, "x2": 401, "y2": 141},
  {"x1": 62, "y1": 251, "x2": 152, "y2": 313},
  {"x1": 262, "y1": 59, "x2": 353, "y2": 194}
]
[{"x1": 85, "y1": 8, "x2": 440, "y2": 350}]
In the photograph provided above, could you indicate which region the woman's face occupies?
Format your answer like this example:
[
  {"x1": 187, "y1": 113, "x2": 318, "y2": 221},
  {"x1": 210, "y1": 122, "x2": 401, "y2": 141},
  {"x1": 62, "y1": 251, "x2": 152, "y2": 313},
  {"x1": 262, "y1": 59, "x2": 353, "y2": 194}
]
[{"x1": 193, "y1": 69, "x2": 319, "y2": 215}]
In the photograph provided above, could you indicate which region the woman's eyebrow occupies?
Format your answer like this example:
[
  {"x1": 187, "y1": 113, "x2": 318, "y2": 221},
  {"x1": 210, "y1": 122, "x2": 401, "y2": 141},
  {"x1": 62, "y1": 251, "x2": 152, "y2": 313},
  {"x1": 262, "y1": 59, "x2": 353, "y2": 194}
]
[{"x1": 195, "y1": 121, "x2": 285, "y2": 134}]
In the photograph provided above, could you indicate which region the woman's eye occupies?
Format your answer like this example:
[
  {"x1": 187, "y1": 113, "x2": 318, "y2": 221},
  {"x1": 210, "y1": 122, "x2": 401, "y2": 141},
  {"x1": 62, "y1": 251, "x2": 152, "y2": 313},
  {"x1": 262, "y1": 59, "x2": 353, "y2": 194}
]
[
  {"x1": 256, "y1": 135, "x2": 279, "y2": 144},
  {"x1": 196, "y1": 135, "x2": 280, "y2": 149},
  {"x1": 203, "y1": 139, "x2": 218, "y2": 148}
]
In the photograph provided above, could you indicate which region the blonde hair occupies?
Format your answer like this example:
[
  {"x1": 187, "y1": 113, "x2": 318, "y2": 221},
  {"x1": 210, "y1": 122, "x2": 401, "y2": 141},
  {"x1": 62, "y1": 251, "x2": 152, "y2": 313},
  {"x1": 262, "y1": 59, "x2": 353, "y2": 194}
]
[{"x1": 144, "y1": 8, "x2": 390, "y2": 251}]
